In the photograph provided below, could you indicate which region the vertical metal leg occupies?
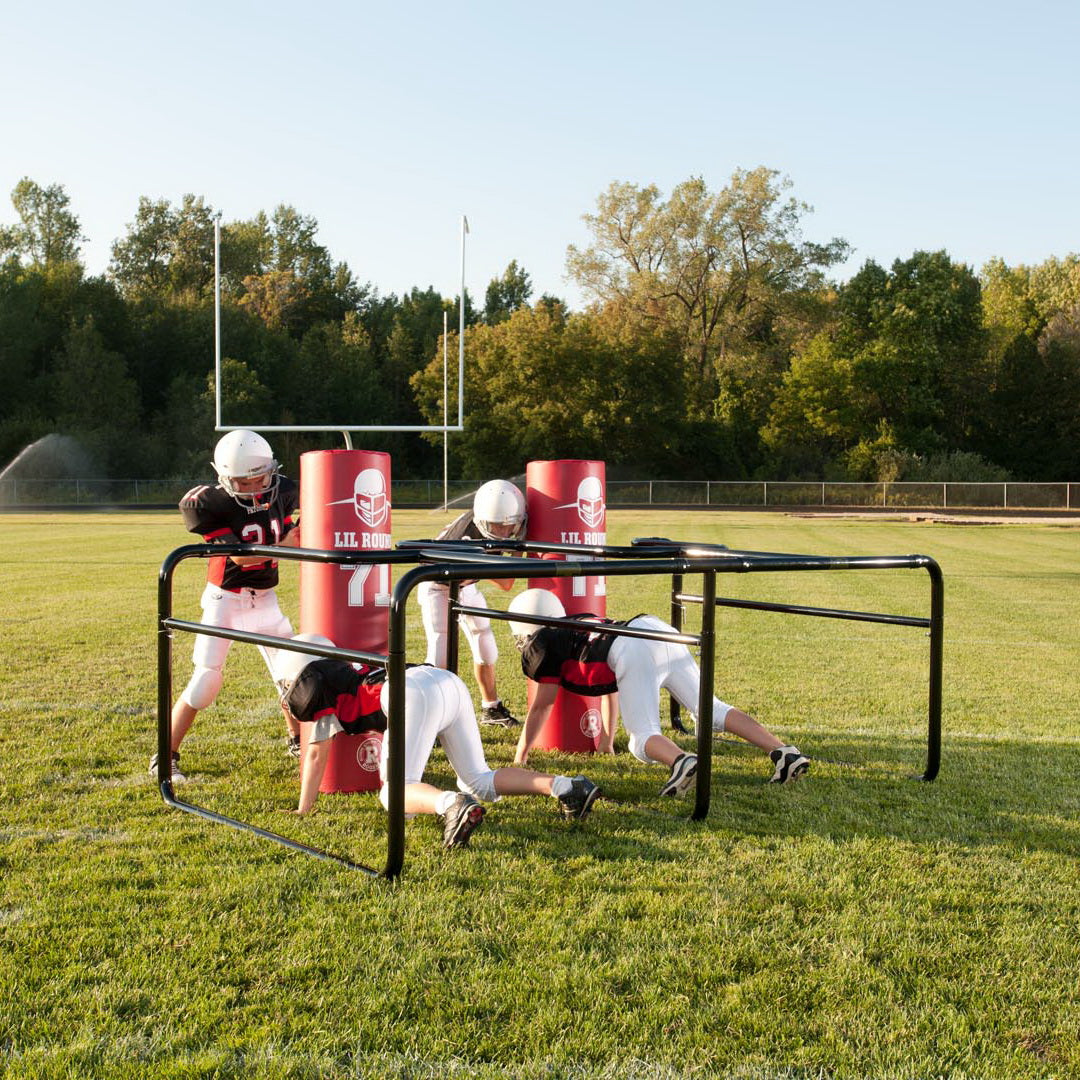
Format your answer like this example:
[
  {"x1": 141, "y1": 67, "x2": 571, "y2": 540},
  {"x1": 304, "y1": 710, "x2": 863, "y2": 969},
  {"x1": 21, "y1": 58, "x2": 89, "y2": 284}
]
[
  {"x1": 384, "y1": 596, "x2": 408, "y2": 879},
  {"x1": 693, "y1": 571, "x2": 715, "y2": 820},
  {"x1": 922, "y1": 562, "x2": 944, "y2": 781},
  {"x1": 446, "y1": 581, "x2": 461, "y2": 676}
]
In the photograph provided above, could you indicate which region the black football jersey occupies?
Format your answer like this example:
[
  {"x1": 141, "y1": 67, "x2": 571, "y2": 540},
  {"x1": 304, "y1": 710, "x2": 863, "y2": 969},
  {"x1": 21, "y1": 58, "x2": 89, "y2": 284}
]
[
  {"x1": 179, "y1": 476, "x2": 299, "y2": 590},
  {"x1": 519, "y1": 616, "x2": 621, "y2": 697},
  {"x1": 282, "y1": 660, "x2": 388, "y2": 735},
  {"x1": 436, "y1": 510, "x2": 483, "y2": 542}
]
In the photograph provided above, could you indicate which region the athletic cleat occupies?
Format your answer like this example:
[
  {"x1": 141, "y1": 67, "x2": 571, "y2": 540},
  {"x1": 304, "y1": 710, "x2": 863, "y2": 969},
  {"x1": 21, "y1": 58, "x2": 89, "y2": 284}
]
[
  {"x1": 558, "y1": 775, "x2": 601, "y2": 821},
  {"x1": 148, "y1": 751, "x2": 187, "y2": 784},
  {"x1": 480, "y1": 701, "x2": 519, "y2": 727},
  {"x1": 286, "y1": 735, "x2": 302, "y2": 759},
  {"x1": 442, "y1": 793, "x2": 486, "y2": 848},
  {"x1": 769, "y1": 745, "x2": 810, "y2": 784},
  {"x1": 659, "y1": 752, "x2": 698, "y2": 797}
]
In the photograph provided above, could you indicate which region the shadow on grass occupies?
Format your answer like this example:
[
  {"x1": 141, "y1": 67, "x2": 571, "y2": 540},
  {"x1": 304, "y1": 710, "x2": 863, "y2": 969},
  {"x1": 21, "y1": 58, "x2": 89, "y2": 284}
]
[
  {"x1": 138, "y1": 729, "x2": 1080, "y2": 872},
  {"x1": 700, "y1": 731, "x2": 1080, "y2": 857}
]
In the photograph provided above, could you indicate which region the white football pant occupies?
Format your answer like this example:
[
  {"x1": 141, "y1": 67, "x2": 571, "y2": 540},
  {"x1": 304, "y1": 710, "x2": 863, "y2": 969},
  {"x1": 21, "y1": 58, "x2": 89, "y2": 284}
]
[
  {"x1": 181, "y1": 583, "x2": 293, "y2": 709},
  {"x1": 418, "y1": 581, "x2": 498, "y2": 667},
  {"x1": 378, "y1": 665, "x2": 499, "y2": 807},
  {"x1": 608, "y1": 615, "x2": 732, "y2": 764}
]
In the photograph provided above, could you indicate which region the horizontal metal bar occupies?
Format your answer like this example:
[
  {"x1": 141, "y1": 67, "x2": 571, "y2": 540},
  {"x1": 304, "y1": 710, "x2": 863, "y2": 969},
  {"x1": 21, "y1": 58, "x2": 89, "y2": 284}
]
[
  {"x1": 455, "y1": 604, "x2": 702, "y2": 646},
  {"x1": 160, "y1": 784, "x2": 379, "y2": 875},
  {"x1": 161, "y1": 618, "x2": 389, "y2": 666},
  {"x1": 675, "y1": 593, "x2": 931, "y2": 628}
]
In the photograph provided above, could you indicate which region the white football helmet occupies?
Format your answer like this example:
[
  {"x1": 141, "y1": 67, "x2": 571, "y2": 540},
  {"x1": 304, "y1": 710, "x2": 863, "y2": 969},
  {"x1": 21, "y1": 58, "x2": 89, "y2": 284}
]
[
  {"x1": 507, "y1": 588, "x2": 566, "y2": 640},
  {"x1": 274, "y1": 632, "x2": 335, "y2": 691},
  {"x1": 212, "y1": 430, "x2": 280, "y2": 509},
  {"x1": 473, "y1": 479, "x2": 527, "y2": 540}
]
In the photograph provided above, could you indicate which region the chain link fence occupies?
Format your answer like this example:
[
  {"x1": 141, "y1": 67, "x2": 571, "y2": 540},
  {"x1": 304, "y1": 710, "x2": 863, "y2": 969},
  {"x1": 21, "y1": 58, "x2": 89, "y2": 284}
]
[{"x1": 1, "y1": 477, "x2": 1077, "y2": 511}]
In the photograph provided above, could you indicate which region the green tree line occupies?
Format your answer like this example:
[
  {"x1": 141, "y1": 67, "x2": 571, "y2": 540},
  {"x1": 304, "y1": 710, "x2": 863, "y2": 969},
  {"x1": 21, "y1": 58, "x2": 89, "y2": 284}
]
[{"x1": 2, "y1": 172, "x2": 1078, "y2": 483}]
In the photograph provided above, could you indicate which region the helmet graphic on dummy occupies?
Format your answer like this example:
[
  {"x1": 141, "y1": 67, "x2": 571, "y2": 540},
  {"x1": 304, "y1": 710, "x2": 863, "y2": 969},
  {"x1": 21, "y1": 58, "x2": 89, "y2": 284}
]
[
  {"x1": 472, "y1": 479, "x2": 527, "y2": 540},
  {"x1": 507, "y1": 588, "x2": 566, "y2": 641},
  {"x1": 212, "y1": 430, "x2": 280, "y2": 510},
  {"x1": 353, "y1": 468, "x2": 389, "y2": 528},
  {"x1": 576, "y1": 475, "x2": 605, "y2": 529}
]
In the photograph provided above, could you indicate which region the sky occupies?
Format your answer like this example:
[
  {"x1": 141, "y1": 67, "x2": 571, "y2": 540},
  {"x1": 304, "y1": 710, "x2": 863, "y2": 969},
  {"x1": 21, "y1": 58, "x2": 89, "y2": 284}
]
[{"x1": 2, "y1": 0, "x2": 1078, "y2": 312}]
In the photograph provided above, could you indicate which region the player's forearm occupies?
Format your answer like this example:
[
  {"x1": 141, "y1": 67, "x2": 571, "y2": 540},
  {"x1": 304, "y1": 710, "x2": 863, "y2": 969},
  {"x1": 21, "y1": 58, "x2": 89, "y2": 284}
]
[
  {"x1": 514, "y1": 701, "x2": 551, "y2": 764},
  {"x1": 296, "y1": 739, "x2": 330, "y2": 813},
  {"x1": 229, "y1": 553, "x2": 273, "y2": 566},
  {"x1": 598, "y1": 692, "x2": 618, "y2": 753}
]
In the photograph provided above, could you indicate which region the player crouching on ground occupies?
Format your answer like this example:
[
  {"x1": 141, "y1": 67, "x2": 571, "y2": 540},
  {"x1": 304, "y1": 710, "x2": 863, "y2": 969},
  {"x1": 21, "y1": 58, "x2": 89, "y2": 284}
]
[
  {"x1": 275, "y1": 634, "x2": 601, "y2": 848},
  {"x1": 507, "y1": 590, "x2": 809, "y2": 795}
]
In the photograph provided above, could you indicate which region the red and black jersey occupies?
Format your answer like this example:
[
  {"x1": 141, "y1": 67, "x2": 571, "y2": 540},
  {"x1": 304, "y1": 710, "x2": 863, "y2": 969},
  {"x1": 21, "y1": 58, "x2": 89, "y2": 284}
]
[
  {"x1": 519, "y1": 615, "x2": 624, "y2": 697},
  {"x1": 179, "y1": 476, "x2": 299, "y2": 590},
  {"x1": 282, "y1": 660, "x2": 388, "y2": 735}
]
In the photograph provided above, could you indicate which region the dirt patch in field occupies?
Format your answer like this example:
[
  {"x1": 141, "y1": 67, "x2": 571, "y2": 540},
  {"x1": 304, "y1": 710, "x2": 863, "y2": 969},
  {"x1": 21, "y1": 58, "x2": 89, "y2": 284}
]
[{"x1": 789, "y1": 509, "x2": 1080, "y2": 526}]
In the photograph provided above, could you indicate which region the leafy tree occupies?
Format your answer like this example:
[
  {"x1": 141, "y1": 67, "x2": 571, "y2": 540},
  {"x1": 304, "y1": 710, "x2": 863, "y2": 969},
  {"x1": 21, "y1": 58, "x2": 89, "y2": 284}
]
[
  {"x1": 980, "y1": 258, "x2": 1042, "y2": 351},
  {"x1": 483, "y1": 260, "x2": 533, "y2": 324},
  {"x1": 238, "y1": 269, "x2": 310, "y2": 334},
  {"x1": 983, "y1": 302, "x2": 1080, "y2": 479},
  {"x1": 52, "y1": 317, "x2": 140, "y2": 472},
  {"x1": 241, "y1": 204, "x2": 362, "y2": 331},
  {"x1": 0, "y1": 178, "x2": 85, "y2": 269},
  {"x1": 0, "y1": 263, "x2": 49, "y2": 423},
  {"x1": 1027, "y1": 254, "x2": 1080, "y2": 322},
  {"x1": 762, "y1": 252, "x2": 988, "y2": 477},
  {"x1": 207, "y1": 357, "x2": 275, "y2": 428},
  {"x1": 567, "y1": 169, "x2": 849, "y2": 416},
  {"x1": 109, "y1": 194, "x2": 217, "y2": 300},
  {"x1": 760, "y1": 332, "x2": 859, "y2": 476},
  {"x1": 283, "y1": 316, "x2": 386, "y2": 427},
  {"x1": 411, "y1": 304, "x2": 685, "y2": 477}
]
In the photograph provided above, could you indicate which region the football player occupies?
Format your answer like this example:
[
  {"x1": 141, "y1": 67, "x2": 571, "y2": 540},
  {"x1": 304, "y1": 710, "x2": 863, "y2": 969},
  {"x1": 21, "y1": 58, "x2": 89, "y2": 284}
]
[
  {"x1": 150, "y1": 429, "x2": 301, "y2": 783},
  {"x1": 507, "y1": 589, "x2": 809, "y2": 794},
  {"x1": 275, "y1": 635, "x2": 600, "y2": 847},
  {"x1": 417, "y1": 478, "x2": 527, "y2": 727}
]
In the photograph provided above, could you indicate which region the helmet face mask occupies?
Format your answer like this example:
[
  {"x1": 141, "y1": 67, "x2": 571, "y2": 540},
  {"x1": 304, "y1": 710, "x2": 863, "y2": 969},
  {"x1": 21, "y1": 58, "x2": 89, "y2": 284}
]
[
  {"x1": 507, "y1": 588, "x2": 565, "y2": 644},
  {"x1": 213, "y1": 430, "x2": 280, "y2": 511},
  {"x1": 473, "y1": 479, "x2": 527, "y2": 541}
]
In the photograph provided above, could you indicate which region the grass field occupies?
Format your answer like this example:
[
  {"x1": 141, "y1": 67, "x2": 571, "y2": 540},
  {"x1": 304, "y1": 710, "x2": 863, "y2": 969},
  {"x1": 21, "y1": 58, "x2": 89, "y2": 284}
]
[{"x1": 1, "y1": 509, "x2": 1078, "y2": 1079}]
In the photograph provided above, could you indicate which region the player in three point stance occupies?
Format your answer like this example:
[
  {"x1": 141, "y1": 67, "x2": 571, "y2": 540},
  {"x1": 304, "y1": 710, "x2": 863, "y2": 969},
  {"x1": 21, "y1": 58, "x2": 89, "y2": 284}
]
[
  {"x1": 418, "y1": 478, "x2": 527, "y2": 728},
  {"x1": 150, "y1": 430, "x2": 302, "y2": 784},
  {"x1": 507, "y1": 589, "x2": 809, "y2": 795},
  {"x1": 275, "y1": 634, "x2": 600, "y2": 848}
]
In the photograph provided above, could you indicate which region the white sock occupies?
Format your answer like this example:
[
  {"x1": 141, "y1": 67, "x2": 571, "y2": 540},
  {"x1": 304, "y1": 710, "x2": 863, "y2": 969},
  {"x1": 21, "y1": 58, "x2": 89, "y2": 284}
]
[
  {"x1": 482, "y1": 699, "x2": 499, "y2": 709},
  {"x1": 436, "y1": 791, "x2": 457, "y2": 815},
  {"x1": 550, "y1": 775, "x2": 572, "y2": 798}
]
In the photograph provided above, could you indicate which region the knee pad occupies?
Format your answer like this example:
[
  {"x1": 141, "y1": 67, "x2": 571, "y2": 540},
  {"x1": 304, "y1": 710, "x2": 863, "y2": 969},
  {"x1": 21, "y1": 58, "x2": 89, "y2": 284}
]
[
  {"x1": 472, "y1": 627, "x2": 498, "y2": 666},
  {"x1": 711, "y1": 702, "x2": 732, "y2": 733},
  {"x1": 456, "y1": 768, "x2": 498, "y2": 803},
  {"x1": 182, "y1": 666, "x2": 224, "y2": 710},
  {"x1": 685, "y1": 703, "x2": 733, "y2": 734},
  {"x1": 628, "y1": 730, "x2": 660, "y2": 764}
]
